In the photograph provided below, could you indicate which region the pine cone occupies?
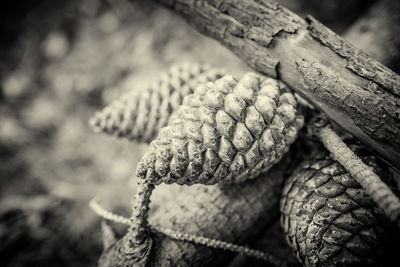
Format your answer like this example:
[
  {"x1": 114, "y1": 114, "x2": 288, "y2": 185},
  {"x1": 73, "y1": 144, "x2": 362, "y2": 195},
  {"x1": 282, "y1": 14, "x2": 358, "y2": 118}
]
[
  {"x1": 90, "y1": 63, "x2": 225, "y2": 143},
  {"x1": 280, "y1": 149, "x2": 393, "y2": 267},
  {"x1": 136, "y1": 73, "x2": 304, "y2": 185}
]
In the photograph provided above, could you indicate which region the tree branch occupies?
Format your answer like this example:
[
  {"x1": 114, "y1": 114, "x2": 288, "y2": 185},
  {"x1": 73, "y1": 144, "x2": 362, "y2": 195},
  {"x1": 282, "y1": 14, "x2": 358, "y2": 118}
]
[{"x1": 155, "y1": 0, "x2": 400, "y2": 170}]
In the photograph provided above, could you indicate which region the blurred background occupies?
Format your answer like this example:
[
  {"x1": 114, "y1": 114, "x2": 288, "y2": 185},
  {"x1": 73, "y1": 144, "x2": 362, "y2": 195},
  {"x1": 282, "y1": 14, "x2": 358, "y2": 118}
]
[{"x1": 0, "y1": 0, "x2": 392, "y2": 266}]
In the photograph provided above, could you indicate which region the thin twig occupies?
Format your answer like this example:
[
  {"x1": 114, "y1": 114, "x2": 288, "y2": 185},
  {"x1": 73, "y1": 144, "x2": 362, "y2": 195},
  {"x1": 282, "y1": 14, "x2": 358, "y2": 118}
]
[
  {"x1": 90, "y1": 199, "x2": 132, "y2": 225},
  {"x1": 318, "y1": 125, "x2": 400, "y2": 222},
  {"x1": 89, "y1": 199, "x2": 284, "y2": 266},
  {"x1": 128, "y1": 179, "x2": 154, "y2": 247}
]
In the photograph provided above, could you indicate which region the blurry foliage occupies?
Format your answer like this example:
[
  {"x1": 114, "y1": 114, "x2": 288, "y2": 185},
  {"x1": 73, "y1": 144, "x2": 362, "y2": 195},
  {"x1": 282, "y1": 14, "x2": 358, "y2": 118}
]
[
  {"x1": 279, "y1": 0, "x2": 375, "y2": 33},
  {"x1": 0, "y1": 0, "x2": 244, "y2": 265},
  {"x1": 0, "y1": 0, "x2": 376, "y2": 266}
]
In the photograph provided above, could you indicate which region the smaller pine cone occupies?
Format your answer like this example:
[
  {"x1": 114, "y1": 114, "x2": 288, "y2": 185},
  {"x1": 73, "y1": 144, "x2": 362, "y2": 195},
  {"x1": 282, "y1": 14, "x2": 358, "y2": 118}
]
[
  {"x1": 90, "y1": 63, "x2": 225, "y2": 143},
  {"x1": 136, "y1": 73, "x2": 304, "y2": 185},
  {"x1": 280, "y1": 149, "x2": 393, "y2": 267}
]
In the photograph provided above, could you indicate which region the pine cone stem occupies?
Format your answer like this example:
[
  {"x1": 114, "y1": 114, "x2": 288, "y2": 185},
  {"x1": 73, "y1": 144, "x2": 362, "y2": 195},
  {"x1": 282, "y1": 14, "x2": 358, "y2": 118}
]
[
  {"x1": 319, "y1": 125, "x2": 400, "y2": 221},
  {"x1": 128, "y1": 179, "x2": 155, "y2": 248}
]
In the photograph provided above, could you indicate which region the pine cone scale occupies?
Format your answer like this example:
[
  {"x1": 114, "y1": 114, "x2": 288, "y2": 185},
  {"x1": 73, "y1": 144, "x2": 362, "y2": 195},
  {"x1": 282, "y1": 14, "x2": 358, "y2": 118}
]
[
  {"x1": 91, "y1": 64, "x2": 226, "y2": 142},
  {"x1": 281, "y1": 150, "x2": 394, "y2": 267},
  {"x1": 137, "y1": 73, "x2": 304, "y2": 185}
]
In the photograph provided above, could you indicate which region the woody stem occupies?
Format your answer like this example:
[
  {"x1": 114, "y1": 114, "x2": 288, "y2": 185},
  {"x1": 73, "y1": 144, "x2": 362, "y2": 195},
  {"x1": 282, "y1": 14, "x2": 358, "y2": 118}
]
[
  {"x1": 128, "y1": 179, "x2": 155, "y2": 247},
  {"x1": 319, "y1": 125, "x2": 400, "y2": 222}
]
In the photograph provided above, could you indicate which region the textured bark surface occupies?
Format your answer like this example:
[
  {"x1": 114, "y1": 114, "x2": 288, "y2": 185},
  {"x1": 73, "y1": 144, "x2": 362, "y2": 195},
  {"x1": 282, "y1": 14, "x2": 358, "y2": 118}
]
[
  {"x1": 97, "y1": 153, "x2": 292, "y2": 266},
  {"x1": 147, "y1": 156, "x2": 289, "y2": 266},
  {"x1": 155, "y1": 0, "x2": 400, "y2": 170},
  {"x1": 233, "y1": 1, "x2": 400, "y2": 265}
]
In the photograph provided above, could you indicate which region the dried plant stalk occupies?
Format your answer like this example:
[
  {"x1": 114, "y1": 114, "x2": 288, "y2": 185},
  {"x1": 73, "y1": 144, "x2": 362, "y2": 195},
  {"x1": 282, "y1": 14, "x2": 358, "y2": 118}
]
[
  {"x1": 318, "y1": 126, "x2": 400, "y2": 222},
  {"x1": 90, "y1": 199, "x2": 283, "y2": 266}
]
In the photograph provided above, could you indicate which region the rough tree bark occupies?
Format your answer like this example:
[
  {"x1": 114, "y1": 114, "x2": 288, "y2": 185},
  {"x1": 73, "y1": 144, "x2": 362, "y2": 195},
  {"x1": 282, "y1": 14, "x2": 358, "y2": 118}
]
[
  {"x1": 155, "y1": 0, "x2": 400, "y2": 170},
  {"x1": 147, "y1": 156, "x2": 289, "y2": 266},
  {"x1": 98, "y1": 1, "x2": 400, "y2": 266},
  {"x1": 245, "y1": 0, "x2": 400, "y2": 258},
  {"x1": 143, "y1": 1, "x2": 399, "y2": 265}
]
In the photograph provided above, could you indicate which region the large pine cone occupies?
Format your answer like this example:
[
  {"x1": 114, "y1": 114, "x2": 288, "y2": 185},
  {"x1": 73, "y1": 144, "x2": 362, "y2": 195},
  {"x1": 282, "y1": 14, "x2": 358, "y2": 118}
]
[
  {"x1": 280, "y1": 149, "x2": 394, "y2": 267},
  {"x1": 137, "y1": 73, "x2": 304, "y2": 185},
  {"x1": 90, "y1": 63, "x2": 225, "y2": 143}
]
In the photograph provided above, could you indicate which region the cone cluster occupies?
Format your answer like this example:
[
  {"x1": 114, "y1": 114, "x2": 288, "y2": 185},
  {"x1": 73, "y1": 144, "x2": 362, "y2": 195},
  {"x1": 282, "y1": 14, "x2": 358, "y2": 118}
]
[
  {"x1": 90, "y1": 63, "x2": 225, "y2": 143},
  {"x1": 280, "y1": 150, "x2": 391, "y2": 267},
  {"x1": 137, "y1": 73, "x2": 304, "y2": 185}
]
